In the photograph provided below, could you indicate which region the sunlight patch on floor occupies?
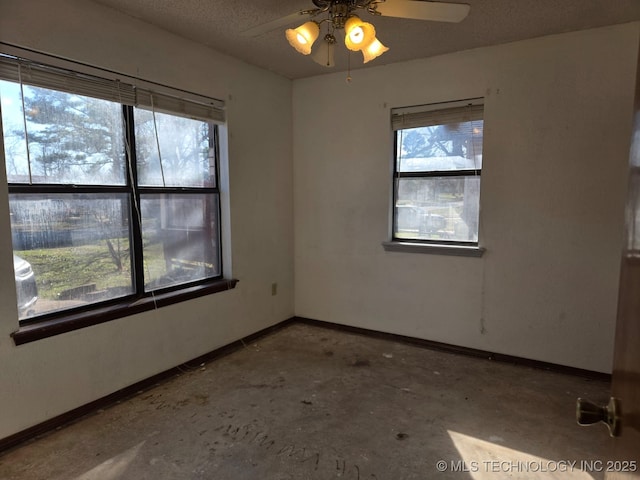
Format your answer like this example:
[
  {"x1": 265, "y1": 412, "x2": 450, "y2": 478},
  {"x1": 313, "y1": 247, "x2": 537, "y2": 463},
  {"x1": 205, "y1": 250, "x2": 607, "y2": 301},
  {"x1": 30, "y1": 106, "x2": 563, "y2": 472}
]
[
  {"x1": 448, "y1": 431, "x2": 595, "y2": 479},
  {"x1": 73, "y1": 441, "x2": 146, "y2": 480}
]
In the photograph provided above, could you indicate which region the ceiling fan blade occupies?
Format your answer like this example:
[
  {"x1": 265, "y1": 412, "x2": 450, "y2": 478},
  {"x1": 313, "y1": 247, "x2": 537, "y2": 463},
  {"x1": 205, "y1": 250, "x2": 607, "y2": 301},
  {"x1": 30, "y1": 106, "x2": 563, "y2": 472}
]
[
  {"x1": 375, "y1": 0, "x2": 470, "y2": 23},
  {"x1": 241, "y1": 11, "x2": 313, "y2": 37}
]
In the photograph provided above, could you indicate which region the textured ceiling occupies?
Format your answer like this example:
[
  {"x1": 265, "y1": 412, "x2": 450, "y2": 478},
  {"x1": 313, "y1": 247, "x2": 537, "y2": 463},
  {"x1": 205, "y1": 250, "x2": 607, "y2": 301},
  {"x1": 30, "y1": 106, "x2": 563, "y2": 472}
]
[{"x1": 91, "y1": 0, "x2": 640, "y2": 79}]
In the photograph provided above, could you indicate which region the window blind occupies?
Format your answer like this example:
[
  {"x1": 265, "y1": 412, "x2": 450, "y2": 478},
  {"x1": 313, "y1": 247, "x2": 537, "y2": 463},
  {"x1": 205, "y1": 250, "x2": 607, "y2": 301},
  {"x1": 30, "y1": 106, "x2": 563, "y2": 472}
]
[
  {"x1": 0, "y1": 55, "x2": 137, "y2": 106},
  {"x1": 0, "y1": 54, "x2": 225, "y2": 123},
  {"x1": 135, "y1": 88, "x2": 225, "y2": 124},
  {"x1": 391, "y1": 99, "x2": 483, "y2": 131}
]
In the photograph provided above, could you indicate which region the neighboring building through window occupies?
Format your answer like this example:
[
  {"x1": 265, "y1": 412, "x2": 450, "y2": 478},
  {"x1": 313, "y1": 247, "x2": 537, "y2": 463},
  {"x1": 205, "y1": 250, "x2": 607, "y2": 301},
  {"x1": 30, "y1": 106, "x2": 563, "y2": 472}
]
[
  {"x1": 0, "y1": 55, "x2": 226, "y2": 324},
  {"x1": 391, "y1": 98, "x2": 484, "y2": 245}
]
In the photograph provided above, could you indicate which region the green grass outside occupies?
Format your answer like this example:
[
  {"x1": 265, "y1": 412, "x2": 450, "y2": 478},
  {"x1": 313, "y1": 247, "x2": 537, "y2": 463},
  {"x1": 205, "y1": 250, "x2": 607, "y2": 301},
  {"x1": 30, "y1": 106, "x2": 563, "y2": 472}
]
[{"x1": 16, "y1": 240, "x2": 166, "y2": 300}]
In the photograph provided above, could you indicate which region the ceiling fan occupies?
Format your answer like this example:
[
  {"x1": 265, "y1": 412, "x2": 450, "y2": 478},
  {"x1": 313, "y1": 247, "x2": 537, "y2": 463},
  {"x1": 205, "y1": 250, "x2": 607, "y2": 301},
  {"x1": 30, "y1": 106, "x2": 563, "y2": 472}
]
[{"x1": 242, "y1": 1, "x2": 470, "y2": 67}]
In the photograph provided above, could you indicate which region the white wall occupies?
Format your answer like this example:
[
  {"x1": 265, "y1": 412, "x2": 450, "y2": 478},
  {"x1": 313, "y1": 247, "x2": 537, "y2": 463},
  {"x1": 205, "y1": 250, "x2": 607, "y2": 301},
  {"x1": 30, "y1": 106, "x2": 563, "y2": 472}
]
[
  {"x1": 0, "y1": 0, "x2": 293, "y2": 439},
  {"x1": 293, "y1": 23, "x2": 640, "y2": 373}
]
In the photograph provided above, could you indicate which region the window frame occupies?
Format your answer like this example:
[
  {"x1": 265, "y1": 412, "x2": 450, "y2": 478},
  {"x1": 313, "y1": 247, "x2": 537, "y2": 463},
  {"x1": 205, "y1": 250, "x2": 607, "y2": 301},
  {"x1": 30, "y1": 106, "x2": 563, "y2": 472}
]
[
  {"x1": 384, "y1": 98, "x2": 486, "y2": 257},
  {"x1": 126, "y1": 106, "x2": 224, "y2": 294},
  {"x1": 0, "y1": 52, "x2": 236, "y2": 344}
]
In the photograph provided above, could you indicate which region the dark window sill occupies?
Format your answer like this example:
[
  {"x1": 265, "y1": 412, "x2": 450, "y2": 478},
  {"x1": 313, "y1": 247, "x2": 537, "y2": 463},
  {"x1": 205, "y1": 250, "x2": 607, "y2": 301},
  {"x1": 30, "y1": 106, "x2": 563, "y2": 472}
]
[
  {"x1": 11, "y1": 278, "x2": 238, "y2": 346},
  {"x1": 382, "y1": 241, "x2": 485, "y2": 257}
]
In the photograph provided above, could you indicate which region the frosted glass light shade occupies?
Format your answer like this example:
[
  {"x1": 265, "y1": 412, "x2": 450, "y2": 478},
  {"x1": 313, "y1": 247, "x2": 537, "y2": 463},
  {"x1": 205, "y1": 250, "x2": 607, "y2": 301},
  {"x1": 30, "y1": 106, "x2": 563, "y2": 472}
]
[
  {"x1": 311, "y1": 37, "x2": 336, "y2": 67},
  {"x1": 285, "y1": 21, "x2": 320, "y2": 55},
  {"x1": 361, "y1": 37, "x2": 389, "y2": 63},
  {"x1": 344, "y1": 16, "x2": 376, "y2": 51}
]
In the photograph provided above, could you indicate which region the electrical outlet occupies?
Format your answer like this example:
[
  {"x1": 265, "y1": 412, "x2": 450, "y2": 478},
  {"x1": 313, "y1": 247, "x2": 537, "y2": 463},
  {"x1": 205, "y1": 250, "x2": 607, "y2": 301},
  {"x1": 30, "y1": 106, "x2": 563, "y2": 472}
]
[{"x1": 271, "y1": 283, "x2": 278, "y2": 296}]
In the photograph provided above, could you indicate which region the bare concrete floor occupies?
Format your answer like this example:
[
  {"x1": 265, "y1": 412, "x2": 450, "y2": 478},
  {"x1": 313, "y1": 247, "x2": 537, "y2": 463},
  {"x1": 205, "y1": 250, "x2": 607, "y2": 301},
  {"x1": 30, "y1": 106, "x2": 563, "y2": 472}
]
[{"x1": 0, "y1": 324, "x2": 613, "y2": 479}]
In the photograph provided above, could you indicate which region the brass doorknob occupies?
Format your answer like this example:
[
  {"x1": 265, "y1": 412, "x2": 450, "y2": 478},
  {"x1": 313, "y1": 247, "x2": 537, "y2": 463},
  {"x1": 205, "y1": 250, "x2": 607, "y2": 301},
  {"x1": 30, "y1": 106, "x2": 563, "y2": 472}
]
[{"x1": 576, "y1": 397, "x2": 621, "y2": 437}]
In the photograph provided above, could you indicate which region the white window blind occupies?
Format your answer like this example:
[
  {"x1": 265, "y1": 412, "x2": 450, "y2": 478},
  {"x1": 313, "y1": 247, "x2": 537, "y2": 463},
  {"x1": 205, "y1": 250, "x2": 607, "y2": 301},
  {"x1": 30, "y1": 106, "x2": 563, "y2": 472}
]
[
  {"x1": 0, "y1": 54, "x2": 225, "y2": 123},
  {"x1": 391, "y1": 98, "x2": 483, "y2": 131},
  {"x1": 135, "y1": 89, "x2": 225, "y2": 124}
]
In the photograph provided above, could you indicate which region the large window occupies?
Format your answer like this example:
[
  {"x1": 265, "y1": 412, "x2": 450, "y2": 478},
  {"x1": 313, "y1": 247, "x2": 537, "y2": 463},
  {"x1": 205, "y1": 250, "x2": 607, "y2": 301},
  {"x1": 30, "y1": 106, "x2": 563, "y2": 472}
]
[
  {"x1": 391, "y1": 99, "x2": 484, "y2": 246},
  {"x1": 0, "y1": 55, "x2": 227, "y2": 326}
]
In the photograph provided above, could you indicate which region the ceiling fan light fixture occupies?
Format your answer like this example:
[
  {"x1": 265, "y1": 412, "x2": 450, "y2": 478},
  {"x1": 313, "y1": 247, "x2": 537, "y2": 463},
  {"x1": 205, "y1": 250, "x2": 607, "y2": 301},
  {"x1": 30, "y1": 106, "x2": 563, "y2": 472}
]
[
  {"x1": 246, "y1": 0, "x2": 471, "y2": 70},
  {"x1": 344, "y1": 16, "x2": 376, "y2": 51},
  {"x1": 361, "y1": 37, "x2": 389, "y2": 63},
  {"x1": 285, "y1": 21, "x2": 320, "y2": 55}
]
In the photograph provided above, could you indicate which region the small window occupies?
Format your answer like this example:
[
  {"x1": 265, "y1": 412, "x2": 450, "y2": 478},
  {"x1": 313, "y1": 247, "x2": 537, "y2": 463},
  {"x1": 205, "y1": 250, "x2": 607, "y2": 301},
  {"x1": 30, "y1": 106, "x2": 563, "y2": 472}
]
[{"x1": 391, "y1": 99, "x2": 483, "y2": 246}]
